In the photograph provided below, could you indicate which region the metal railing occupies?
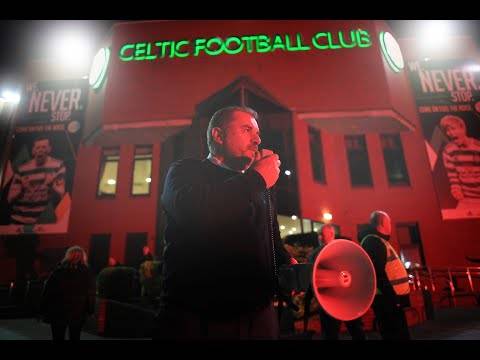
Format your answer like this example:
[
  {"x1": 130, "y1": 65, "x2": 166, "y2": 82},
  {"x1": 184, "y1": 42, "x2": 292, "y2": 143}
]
[{"x1": 408, "y1": 266, "x2": 480, "y2": 308}]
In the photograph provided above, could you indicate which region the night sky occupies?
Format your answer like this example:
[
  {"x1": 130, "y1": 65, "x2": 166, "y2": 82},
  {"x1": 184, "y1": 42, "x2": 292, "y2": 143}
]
[{"x1": 1, "y1": 20, "x2": 480, "y2": 92}]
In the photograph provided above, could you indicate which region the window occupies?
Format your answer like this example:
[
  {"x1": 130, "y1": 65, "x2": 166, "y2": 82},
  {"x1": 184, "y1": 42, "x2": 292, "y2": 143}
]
[
  {"x1": 312, "y1": 221, "x2": 323, "y2": 233},
  {"x1": 396, "y1": 223, "x2": 425, "y2": 267},
  {"x1": 278, "y1": 214, "x2": 302, "y2": 239},
  {"x1": 132, "y1": 145, "x2": 153, "y2": 195},
  {"x1": 97, "y1": 148, "x2": 120, "y2": 197},
  {"x1": 302, "y1": 218, "x2": 312, "y2": 233},
  {"x1": 308, "y1": 126, "x2": 326, "y2": 183},
  {"x1": 277, "y1": 216, "x2": 340, "y2": 239},
  {"x1": 88, "y1": 234, "x2": 111, "y2": 274},
  {"x1": 278, "y1": 215, "x2": 343, "y2": 263},
  {"x1": 381, "y1": 134, "x2": 410, "y2": 186},
  {"x1": 345, "y1": 135, "x2": 373, "y2": 186}
]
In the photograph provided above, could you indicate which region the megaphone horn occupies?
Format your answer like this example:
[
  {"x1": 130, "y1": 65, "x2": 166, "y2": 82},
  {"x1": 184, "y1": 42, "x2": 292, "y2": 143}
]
[
  {"x1": 314, "y1": 269, "x2": 352, "y2": 288},
  {"x1": 312, "y1": 239, "x2": 377, "y2": 321}
]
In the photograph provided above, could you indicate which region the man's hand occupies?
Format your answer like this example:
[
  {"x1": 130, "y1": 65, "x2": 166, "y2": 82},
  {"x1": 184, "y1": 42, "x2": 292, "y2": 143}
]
[
  {"x1": 251, "y1": 149, "x2": 281, "y2": 188},
  {"x1": 451, "y1": 185, "x2": 464, "y2": 200},
  {"x1": 289, "y1": 257, "x2": 299, "y2": 265},
  {"x1": 7, "y1": 177, "x2": 24, "y2": 203}
]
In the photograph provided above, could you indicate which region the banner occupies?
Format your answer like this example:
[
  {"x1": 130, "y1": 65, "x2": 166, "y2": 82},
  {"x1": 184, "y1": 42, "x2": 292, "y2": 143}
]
[
  {"x1": 407, "y1": 59, "x2": 480, "y2": 220},
  {"x1": 0, "y1": 79, "x2": 88, "y2": 234}
]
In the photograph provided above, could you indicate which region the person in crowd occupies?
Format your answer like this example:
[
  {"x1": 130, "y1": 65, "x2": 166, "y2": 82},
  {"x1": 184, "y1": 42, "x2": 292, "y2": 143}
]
[
  {"x1": 360, "y1": 211, "x2": 411, "y2": 340},
  {"x1": 40, "y1": 246, "x2": 95, "y2": 341}
]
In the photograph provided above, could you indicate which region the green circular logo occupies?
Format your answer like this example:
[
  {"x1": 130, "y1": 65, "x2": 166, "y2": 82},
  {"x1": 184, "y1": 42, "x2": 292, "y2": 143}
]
[
  {"x1": 379, "y1": 32, "x2": 404, "y2": 73},
  {"x1": 89, "y1": 47, "x2": 110, "y2": 90}
]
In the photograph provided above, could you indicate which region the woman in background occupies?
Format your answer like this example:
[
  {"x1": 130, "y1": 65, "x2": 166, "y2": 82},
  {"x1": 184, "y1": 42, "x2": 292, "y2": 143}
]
[{"x1": 41, "y1": 246, "x2": 95, "y2": 341}]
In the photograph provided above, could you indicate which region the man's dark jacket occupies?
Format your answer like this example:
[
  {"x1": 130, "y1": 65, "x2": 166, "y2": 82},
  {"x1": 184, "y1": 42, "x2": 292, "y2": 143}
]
[
  {"x1": 40, "y1": 263, "x2": 95, "y2": 323},
  {"x1": 160, "y1": 158, "x2": 292, "y2": 319},
  {"x1": 359, "y1": 228, "x2": 397, "y2": 300}
]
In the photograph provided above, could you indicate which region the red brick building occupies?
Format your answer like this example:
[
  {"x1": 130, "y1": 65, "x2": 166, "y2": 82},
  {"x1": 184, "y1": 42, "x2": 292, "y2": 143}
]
[{"x1": 1, "y1": 20, "x2": 479, "y2": 281}]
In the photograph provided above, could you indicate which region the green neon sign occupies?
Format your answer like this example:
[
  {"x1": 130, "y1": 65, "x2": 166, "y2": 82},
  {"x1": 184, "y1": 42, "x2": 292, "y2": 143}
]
[
  {"x1": 89, "y1": 47, "x2": 111, "y2": 89},
  {"x1": 379, "y1": 31, "x2": 404, "y2": 73},
  {"x1": 118, "y1": 30, "x2": 373, "y2": 62}
]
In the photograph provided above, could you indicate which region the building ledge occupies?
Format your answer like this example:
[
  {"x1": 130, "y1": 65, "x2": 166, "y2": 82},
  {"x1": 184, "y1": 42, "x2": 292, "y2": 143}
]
[{"x1": 298, "y1": 109, "x2": 415, "y2": 134}]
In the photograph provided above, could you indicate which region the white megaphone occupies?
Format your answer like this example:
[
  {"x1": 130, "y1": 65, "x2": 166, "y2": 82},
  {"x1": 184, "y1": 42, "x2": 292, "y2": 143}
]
[{"x1": 311, "y1": 239, "x2": 376, "y2": 321}]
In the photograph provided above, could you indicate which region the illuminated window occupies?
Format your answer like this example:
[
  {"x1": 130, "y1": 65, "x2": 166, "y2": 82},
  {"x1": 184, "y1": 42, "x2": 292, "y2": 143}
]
[
  {"x1": 345, "y1": 135, "x2": 373, "y2": 187},
  {"x1": 277, "y1": 216, "x2": 342, "y2": 239},
  {"x1": 97, "y1": 148, "x2": 120, "y2": 197},
  {"x1": 131, "y1": 145, "x2": 153, "y2": 195},
  {"x1": 308, "y1": 126, "x2": 326, "y2": 184},
  {"x1": 396, "y1": 223, "x2": 425, "y2": 267},
  {"x1": 302, "y1": 218, "x2": 312, "y2": 233},
  {"x1": 312, "y1": 221, "x2": 322, "y2": 233},
  {"x1": 277, "y1": 214, "x2": 302, "y2": 239},
  {"x1": 380, "y1": 134, "x2": 410, "y2": 186}
]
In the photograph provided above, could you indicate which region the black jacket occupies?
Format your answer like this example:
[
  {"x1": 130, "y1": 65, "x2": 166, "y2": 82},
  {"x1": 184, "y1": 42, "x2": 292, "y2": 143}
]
[
  {"x1": 359, "y1": 229, "x2": 397, "y2": 300},
  {"x1": 160, "y1": 158, "x2": 292, "y2": 319},
  {"x1": 40, "y1": 263, "x2": 96, "y2": 323}
]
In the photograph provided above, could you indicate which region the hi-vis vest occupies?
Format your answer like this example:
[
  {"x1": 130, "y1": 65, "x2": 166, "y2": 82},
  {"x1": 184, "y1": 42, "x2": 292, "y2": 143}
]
[{"x1": 361, "y1": 234, "x2": 410, "y2": 296}]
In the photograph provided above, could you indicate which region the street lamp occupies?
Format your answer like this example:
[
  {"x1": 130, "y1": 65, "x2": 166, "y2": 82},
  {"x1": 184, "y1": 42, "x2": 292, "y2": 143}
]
[
  {"x1": 1, "y1": 90, "x2": 21, "y2": 104},
  {"x1": 322, "y1": 212, "x2": 333, "y2": 222},
  {"x1": 0, "y1": 90, "x2": 21, "y2": 186},
  {"x1": 53, "y1": 32, "x2": 92, "y2": 71},
  {"x1": 420, "y1": 20, "x2": 453, "y2": 51}
]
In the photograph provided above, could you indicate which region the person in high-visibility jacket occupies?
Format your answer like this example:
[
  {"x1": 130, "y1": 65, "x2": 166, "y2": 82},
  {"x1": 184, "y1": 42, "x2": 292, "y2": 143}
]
[{"x1": 360, "y1": 210, "x2": 411, "y2": 340}]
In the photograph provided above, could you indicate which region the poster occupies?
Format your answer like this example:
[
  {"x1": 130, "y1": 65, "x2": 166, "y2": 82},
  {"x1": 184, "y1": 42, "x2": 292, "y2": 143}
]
[
  {"x1": 407, "y1": 59, "x2": 480, "y2": 219},
  {"x1": 0, "y1": 79, "x2": 88, "y2": 234}
]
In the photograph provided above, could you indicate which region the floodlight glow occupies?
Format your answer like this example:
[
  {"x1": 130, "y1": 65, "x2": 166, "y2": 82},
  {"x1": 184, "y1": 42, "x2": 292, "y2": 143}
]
[
  {"x1": 284, "y1": 170, "x2": 292, "y2": 176},
  {"x1": 291, "y1": 215, "x2": 297, "y2": 220},
  {"x1": 145, "y1": 177, "x2": 152, "y2": 183},
  {"x1": 323, "y1": 212, "x2": 333, "y2": 221},
  {"x1": 54, "y1": 32, "x2": 92, "y2": 69},
  {"x1": 420, "y1": 21, "x2": 451, "y2": 50},
  {"x1": 107, "y1": 179, "x2": 116, "y2": 185},
  {"x1": 425, "y1": 20, "x2": 450, "y2": 37},
  {"x1": 0, "y1": 90, "x2": 20, "y2": 104},
  {"x1": 465, "y1": 64, "x2": 480, "y2": 72}
]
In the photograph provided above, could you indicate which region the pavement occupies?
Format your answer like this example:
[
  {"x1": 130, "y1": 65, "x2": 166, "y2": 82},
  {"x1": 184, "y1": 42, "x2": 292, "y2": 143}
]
[{"x1": 1, "y1": 307, "x2": 480, "y2": 340}]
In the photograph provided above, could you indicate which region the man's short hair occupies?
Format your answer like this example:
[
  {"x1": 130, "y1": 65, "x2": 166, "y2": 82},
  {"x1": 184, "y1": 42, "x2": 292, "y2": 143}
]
[
  {"x1": 440, "y1": 115, "x2": 465, "y2": 131},
  {"x1": 32, "y1": 136, "x2": 51, "y2": 146},
  {"x1": 206, "y1": 106, "x2": 259, "y2": 155},
  {"x1": 370, "y1": 210, "x2": 389, "y2": 228}
]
